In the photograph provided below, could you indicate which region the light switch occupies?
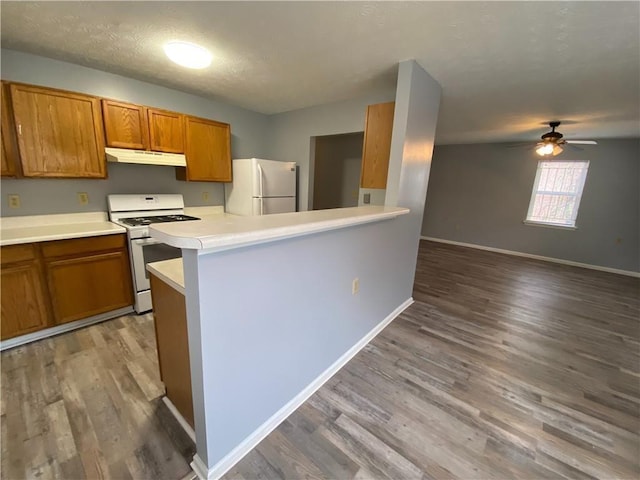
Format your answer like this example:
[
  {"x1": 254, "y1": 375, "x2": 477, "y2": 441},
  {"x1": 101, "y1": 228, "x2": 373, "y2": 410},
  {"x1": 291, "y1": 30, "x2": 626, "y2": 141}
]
[{"x1": 363, "y1": 193, "x2": 371, "y2": 204}]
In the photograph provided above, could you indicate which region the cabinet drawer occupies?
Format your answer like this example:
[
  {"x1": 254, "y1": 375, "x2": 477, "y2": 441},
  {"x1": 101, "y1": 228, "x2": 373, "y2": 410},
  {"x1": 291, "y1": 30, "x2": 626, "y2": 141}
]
[
  {"x1": 1, "y1": 243, "x2": 36, "y2": 265},
  {"x1": 41, "y1": 234, "x2": 126, "y2": 259}
]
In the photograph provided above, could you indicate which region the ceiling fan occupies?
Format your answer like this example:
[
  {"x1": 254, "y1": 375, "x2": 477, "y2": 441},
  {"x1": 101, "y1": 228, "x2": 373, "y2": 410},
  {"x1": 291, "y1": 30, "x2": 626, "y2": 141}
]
[{"x1": 534, "y1": 121, "x2": 597, "y2": 157}]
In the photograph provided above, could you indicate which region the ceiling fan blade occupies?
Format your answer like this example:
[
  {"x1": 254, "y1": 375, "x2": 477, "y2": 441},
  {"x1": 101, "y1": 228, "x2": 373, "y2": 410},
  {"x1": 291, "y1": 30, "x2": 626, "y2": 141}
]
[
  {"x1": 566, "y1": 140, "x2": 597, "y2": 145},
  {"x1": 504, "y1": 142, "x2": 530, "y2": 149}
]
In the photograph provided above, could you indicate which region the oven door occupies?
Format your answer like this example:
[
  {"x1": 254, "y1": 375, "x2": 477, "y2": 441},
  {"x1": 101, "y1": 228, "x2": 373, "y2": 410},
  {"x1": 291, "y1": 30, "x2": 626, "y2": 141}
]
[{"x1": 130, "y1": 237, "x2": 181, "y2": 292}]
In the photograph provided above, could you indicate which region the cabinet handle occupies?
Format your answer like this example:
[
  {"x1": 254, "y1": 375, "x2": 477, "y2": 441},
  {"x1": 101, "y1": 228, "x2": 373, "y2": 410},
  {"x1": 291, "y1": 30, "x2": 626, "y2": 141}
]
[{"x1": 17, "y1": 124, "x2": 22, "y2": 136}]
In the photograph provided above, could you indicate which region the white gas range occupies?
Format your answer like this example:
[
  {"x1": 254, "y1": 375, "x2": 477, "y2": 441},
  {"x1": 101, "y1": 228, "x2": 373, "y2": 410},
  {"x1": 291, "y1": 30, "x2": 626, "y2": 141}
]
[{"x1": 108, "y1": 194, "x2": 200, "y2": 313}]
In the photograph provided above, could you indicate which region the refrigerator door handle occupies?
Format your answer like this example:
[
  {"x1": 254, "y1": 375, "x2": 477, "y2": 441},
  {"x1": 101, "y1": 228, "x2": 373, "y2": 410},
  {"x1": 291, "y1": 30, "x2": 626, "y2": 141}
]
[
  {"x1": 260, "y1": 197, "x2": 264, "y2": 215},
  {"x1": 257, "y1": 164, "x2": 264, "y2": 198}
]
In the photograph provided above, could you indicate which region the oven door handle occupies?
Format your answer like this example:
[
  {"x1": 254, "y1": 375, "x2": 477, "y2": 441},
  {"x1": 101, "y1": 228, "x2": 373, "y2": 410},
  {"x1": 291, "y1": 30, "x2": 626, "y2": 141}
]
[{"x1": 133, "y1": 238, "x2": 161, "y2": 246}]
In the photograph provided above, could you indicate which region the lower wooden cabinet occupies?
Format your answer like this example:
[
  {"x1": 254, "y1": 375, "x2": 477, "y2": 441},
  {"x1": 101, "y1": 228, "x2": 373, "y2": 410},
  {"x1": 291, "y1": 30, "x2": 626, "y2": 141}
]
[
  {"x1": 0, "y1": 234, "x2": 133, "y2": 341},
  {"x1": 0, "y1": 245, "x2": 50, "y2": 340},
  {"x1": 46, "y1": 250, "x2": 133, "y2": 325},
  {"x1": 150, "y1": 273, "x2": 194, "y2": 427}
]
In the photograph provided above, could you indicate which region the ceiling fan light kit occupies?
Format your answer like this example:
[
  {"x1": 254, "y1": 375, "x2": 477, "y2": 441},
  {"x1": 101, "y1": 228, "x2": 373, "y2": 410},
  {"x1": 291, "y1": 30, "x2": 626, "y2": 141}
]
[
  {"x1": 536, "y1": 143, "x2": 554, "y2": 156},
  {"x1": 533, "y1": 121, "x2": 597, "y2": 157}
]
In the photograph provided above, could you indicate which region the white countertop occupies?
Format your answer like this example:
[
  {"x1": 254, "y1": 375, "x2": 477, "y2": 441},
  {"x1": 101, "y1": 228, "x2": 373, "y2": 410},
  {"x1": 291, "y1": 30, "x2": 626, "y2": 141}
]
[
  {"x1": 150, "y1": 206, "x2": 410, "y2": 251},
  {"x1": 147, "y1": 258, "x2": 185, "y2": 295},
  {"x1": 0, "y1": 212, "x2": 126, "y2": 246},
  {"x1": 184, "y1": 205, "x2": 225, "y2": 219}
]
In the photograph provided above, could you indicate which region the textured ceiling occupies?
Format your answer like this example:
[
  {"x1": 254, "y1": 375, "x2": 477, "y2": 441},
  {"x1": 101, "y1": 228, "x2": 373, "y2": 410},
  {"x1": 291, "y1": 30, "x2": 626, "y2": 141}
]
[{"x1": 1, "y1": 1, "x2": 638, "y2": 144}]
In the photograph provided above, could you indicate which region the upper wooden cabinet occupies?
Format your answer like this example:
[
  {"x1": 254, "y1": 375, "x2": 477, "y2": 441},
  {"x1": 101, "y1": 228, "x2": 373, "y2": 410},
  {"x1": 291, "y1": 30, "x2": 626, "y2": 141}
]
[
  {"x1": 179, "y1": 116, "x2": 232, "y2": 182},
  {"x1": 1, "y1": 82, "x2": 19, "y2": 177},
  {"x1": 102, "y1": 101, "x2": 184, "y2": 153},
  {"x1": 147, "y1": 108, "x2": 184, "y2": 153},
  {"x1": 10, "y1": 83, "x2": 106, "y2": 178},
  {"x1": 360, "y1": 102, "x2": 395, "y2": 189},
  {"x1": 102, "y1": 99, "x2": 149, "y2": 150}
]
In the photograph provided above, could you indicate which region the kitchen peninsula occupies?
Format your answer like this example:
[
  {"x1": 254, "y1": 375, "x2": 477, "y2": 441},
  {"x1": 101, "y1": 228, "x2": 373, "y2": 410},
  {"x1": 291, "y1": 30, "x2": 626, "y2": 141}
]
[{"x1": 149, "y1": 205, "x2": 410, "y2": 479}]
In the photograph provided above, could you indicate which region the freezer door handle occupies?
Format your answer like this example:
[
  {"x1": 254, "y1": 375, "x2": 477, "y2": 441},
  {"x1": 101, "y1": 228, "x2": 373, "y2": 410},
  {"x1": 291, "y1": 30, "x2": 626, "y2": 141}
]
[{"x1": 257, "y1": 164, "x2": 264, "y2": 198}]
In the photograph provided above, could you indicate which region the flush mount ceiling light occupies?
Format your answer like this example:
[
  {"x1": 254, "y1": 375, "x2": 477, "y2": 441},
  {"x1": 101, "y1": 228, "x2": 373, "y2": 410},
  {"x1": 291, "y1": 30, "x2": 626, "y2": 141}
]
[{"x1": 163, "y1": 41, "x2": 212, "y2": 69}]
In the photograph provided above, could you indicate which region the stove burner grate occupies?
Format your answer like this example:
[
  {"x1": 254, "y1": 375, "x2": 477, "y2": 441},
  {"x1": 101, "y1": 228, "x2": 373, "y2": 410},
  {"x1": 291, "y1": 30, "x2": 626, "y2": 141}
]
[{"x1": 119, "y1": 214, "x2": 200, "y2": 227}]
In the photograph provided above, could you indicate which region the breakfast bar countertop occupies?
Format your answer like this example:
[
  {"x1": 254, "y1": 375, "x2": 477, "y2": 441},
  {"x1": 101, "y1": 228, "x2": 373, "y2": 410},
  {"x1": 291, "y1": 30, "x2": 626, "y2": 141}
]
[{"x1": 149, "y1": 205, "x2": 410, "y2": 252}]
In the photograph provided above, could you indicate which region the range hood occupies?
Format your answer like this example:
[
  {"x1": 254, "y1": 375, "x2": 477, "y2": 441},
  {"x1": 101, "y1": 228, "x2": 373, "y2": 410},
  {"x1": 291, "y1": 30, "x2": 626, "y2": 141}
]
[{"x1": 105, "y1": 147, "x2": 186, "y2": 167}]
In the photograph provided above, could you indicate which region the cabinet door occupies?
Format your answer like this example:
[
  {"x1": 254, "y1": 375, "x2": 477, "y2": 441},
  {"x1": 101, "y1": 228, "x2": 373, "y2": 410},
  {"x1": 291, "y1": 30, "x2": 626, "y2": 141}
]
[
  {"x1": 46, "y1": 250, "x2": 133, "y2": 325},
  {"x1": 102, "y1": 99, "x2": 149, "y2": 150},
  {"x1": 1, "y1": 257, "x2": 50, "y2": 340},
  {"x1": 10, "y1": 84, "x2": 106, "y2": 178},
  {"x1": 1, "y1": 82, "x2": 18, "y2": 177},
  {"x1": 182, "y1": 116, "x2": 231, "y2": 182},
  {"x1": 150, "y1": 274, "x2": 194, "y2": 427},
  {"x1": 360, "y1": 102, "x2": 395, "y2": 189},
  {"x1": 147, "y1": 108, "x2": 184, "y2": 153}
]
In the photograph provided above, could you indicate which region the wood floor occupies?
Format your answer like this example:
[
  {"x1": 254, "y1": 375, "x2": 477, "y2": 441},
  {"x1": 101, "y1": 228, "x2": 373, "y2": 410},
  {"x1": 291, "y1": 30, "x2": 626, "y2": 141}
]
[
  {"x1": 2, "y1": 240, "x2": 639, "y2": 479},
  {"x1": 0, "y1": 313, "x2": 195, "y2": 480}
]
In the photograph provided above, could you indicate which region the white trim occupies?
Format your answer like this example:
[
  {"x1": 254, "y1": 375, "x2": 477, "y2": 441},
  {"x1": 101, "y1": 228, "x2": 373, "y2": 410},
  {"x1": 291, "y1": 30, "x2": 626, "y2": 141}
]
[
  {"x1": 523, "y1": 220, "x2": 577, "y2": 231},
  {"x1": 191, "y1": 298, "x2": 414, "y2": 480},
  {"x1": 162, "y1": 396, "x2": 196, "y2": 443},
  {"x1": 0, "y1": 306, "x2": 134, "y2": 351},
  {"x1": 421, "y1": 237, "x2": 640, "y2": 278},
  {"x1": 191, "y1": 455, "x2": 209, "y2": 480}
]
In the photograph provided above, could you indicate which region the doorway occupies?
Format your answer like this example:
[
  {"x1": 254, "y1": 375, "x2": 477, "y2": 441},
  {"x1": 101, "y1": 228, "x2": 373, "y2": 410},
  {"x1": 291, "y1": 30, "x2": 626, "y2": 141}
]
[{"x1": 312, "y1": 132, "x2": 363, "y2": 210}]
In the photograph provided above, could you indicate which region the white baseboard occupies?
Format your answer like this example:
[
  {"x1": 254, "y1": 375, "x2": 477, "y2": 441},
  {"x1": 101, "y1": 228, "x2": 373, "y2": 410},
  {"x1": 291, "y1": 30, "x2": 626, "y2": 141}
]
[
  {"x1": 192, "y1": 297, "x2": 415, "y2": 480},
  {"x1": 162, "y1": 396, "x2": 196, "y2": 443},
  {"x1": 421, "y1": 236, "x2": 640, "y2": 278},
  {"x1": 0, "y1": 306, "x2": 134, "y2": 351}
]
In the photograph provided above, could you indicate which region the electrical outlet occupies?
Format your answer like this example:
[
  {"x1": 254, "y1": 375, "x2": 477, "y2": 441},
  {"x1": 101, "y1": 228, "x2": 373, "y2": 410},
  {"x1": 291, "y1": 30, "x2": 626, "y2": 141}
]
[
  {"x1": 8, "y1": 194, "x2": 20, "y2": 209},
  {"x1": 202, "y1": 191, "x2": 210, "y2": 201},
  {"x1": 363, "y1": 193, "x2": 371, "y2": 204},
  {"x1": 77, "y1": 192, "x2": 89, "y2": 205},
  {"x1": 352, "y1": 277, "x2": 360, "y2": 295}
]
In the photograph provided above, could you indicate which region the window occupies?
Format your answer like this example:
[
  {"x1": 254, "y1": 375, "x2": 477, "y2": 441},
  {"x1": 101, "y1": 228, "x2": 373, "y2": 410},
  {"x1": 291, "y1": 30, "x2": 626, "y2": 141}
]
[{"x1": 526, "y1": 160, "x2": 589, "y2": 228}]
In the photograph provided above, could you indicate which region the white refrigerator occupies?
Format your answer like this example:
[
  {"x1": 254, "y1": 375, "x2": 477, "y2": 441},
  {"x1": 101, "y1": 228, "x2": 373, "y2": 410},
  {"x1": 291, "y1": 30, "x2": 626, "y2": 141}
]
[{"x1": 224, "y1": 158, "x2": 297, "y2": 215}]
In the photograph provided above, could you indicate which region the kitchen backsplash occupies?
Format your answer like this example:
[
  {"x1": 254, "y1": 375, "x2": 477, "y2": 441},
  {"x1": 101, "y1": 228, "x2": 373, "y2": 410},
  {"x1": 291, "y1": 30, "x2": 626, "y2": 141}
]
[{"x1": 0, "y1": 162, "x2": 225, "y2": 217}]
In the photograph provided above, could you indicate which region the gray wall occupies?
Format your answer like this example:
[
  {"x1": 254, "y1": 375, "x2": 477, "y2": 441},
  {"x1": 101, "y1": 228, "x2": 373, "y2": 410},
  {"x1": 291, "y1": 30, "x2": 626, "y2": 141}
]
[
  {"x1": 386, "y1": 60, "x2": 441, "y2": 295},
  {"x1": 267, "y1": 85, "x2": 396, "y2": 211},
  {"x1": 312, "y1": 132, "x2": 363, "y2": 210},
  {"x1": 0, "y1": 49, "x2": 270, "y2": 216},
  {"x1": 422, "y1": 139, "x2": 640, "y2": 272}
]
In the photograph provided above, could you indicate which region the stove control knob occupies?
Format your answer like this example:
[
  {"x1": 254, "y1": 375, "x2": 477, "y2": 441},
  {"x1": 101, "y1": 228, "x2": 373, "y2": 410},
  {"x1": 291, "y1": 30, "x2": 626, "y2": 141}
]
[{"x1": 142, "y1": 227, "x2": 149, "y2": 237}]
